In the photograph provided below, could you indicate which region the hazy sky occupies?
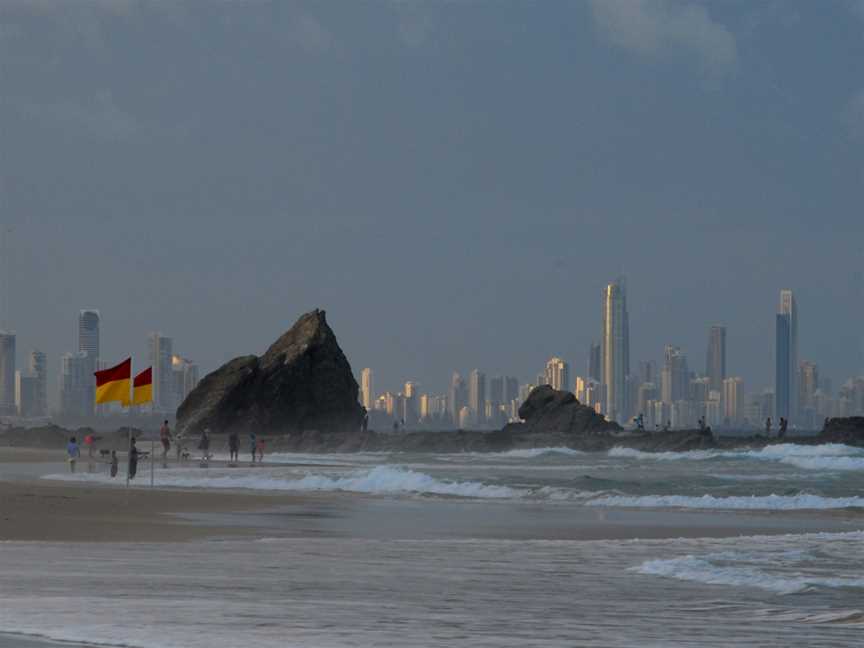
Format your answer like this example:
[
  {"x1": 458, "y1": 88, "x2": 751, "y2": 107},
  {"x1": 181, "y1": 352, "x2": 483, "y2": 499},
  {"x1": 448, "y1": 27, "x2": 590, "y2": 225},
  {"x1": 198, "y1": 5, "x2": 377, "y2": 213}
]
[{"x1": 2, "y1": 0, "x2": 863, "y2": 404}]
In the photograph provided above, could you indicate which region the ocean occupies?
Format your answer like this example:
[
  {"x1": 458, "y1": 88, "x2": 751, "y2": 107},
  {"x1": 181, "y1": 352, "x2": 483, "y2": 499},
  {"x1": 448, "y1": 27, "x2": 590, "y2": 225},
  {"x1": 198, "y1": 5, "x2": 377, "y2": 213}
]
[{"x1": 2, "y1": 442, "x2": 863, "y2": 647}]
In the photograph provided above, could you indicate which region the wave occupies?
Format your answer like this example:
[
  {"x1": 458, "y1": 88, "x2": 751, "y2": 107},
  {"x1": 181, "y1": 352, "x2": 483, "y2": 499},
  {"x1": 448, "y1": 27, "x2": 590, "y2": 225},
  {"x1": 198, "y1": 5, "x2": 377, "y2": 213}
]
[
  {"x1": 634, "y1": 555, "x2": 864, "y2": 594},
  {"x1": 609, "y1": 443, "x2": 864, "y2": 471},
  {"x1": 494, "y1": 447, "x2": 584, "y2": 458},
  {"x1": 588, "y1": 493, "x2": 864, "y2": 510},
  {"x1": 43, "y1": 465, "x2": 519, "y2": 499}
]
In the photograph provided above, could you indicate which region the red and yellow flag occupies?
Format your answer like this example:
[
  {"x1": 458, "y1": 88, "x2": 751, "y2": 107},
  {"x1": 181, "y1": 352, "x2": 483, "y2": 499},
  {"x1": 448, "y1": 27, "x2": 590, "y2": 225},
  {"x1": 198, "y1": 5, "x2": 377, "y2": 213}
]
[
  {"x1": 95, "y1": 358, "x2": 132, "y2": 406},
  {"x1": 133, "y1": 367, "x2": 153, "y2": 405}
]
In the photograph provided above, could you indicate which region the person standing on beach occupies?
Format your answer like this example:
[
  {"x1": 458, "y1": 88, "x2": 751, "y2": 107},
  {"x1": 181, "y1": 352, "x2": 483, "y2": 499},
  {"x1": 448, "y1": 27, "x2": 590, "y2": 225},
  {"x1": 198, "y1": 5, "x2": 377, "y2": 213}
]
[
  {"x1": 160, "y1": 420, "x2": 171, "y2": 468},
  {"x1": 256, "y1": 437, "x2": 265, "y2": 463},
  {"x1": 110, "y1": 450, "x2": 119, "y2": 478},
  {"x1": 228, "y1": 430, "x2": 239, "y2": 464},
  {"x1": 199, "y1": 428, "x2": 211, "y2": 465},
  {"x1": 249, "y1": 430, "x2": 257, "y2": 464},
  {"x1": 128, "y1": 437, "x2": 139, "y2": 480},
  {"x1": 765, "y1": 417, "x2": 772, "y2": 437},
  {"x1": 66, "y1": 437, "x2": 80, "y2": 473}
]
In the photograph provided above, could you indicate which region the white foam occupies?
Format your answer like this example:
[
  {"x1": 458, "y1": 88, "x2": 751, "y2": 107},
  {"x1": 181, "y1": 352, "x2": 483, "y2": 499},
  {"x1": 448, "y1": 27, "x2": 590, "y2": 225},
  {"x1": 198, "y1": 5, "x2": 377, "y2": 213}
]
[
  {"x1": 608, "y1": 447, "x2": 720, "y2": 461},
  {"x1": 496, "y1": 447, "x2": 584, "y2": 458},
  {"x1": 43, "y1": 465, "x2": 518, "y2": 499},
  {"x1": 634, "y1": 555, "x2": 864, "y2": 594},
  {"x1": 588, "y1": 493, "x2": 864, "y2": 510}
]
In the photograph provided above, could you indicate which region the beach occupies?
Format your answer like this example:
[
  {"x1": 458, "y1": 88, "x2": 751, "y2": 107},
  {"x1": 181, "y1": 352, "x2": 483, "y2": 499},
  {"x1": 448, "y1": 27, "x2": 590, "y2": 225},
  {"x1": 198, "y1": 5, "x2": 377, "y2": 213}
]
[{"x1": 1, "y1": 443, "x2": 862, "y2": 647}]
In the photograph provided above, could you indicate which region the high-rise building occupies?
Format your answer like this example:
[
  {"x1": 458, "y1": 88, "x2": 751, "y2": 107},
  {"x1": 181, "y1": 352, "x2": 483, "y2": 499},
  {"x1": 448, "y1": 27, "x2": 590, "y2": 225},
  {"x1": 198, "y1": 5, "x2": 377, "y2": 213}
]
[
  {"x1": 601, "y1": 279, "x2": 629, "y2": 422},
  {"x1": 360, "y1": 368, "x2": 374, "y2": 410},
  {"x1": 29, "y1": 349, "x2": 47, "y2": 417},
  {"x1": 775, "y1": 290, "x2": 798, "y2": 422},
  {"x1": 488, "y1": 376, "x2": 504, "y2": 407},
  {"x1": 171, "y1": 356, "x2": 200, "y2": 407},
  {"x1": 448, "y1": 372, "x2": 467, "y2": 423},
  {"x1": 544, "y1": 357, "x2": 570, "y2": 392},
  {"x1": 722, "y1": 377, "x2": 744, "y2": 425},
  {"x1": 468, "y1": 369, "x2": 486, "y2": 422},
  {"x1": 148, "y1": 333, "x2": 175, "y2": 412},
  {"x1": 504, "y1": 376, "x2": 519, "y2": 404},
  {"x1": 59, "y1": 351, "x2": 93, "y2": 419},
  {"x1": 638, "y1": 360, "x2": 656, "y2": 386},
  {"x1": 706, "y1": 325, "x2": 726, "y2": 392},
  {"x1": 798, "y1": 361, "x2": 818, "y2": 412},
  {"x1": 588, "y1": 342, "x2": 601, "y2": 382},
  {"x1": 0, "y1": 331, "x2": 16, "y2": 415},
  {"x1": 77, "y1": 310, "x2": 101, "y2": 362},
  {"x1": 661, "y1": 345, "x2": 689, "y2": 404},
  {"x1": 15, "y1": 370, "x2": 39, "y2": 418}
]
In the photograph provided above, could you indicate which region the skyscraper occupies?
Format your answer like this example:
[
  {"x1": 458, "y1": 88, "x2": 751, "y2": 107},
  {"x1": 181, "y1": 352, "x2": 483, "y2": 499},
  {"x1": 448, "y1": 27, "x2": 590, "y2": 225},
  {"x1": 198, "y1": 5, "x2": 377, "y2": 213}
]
[
  {"x1": 661, "y1": 345, "x2": 689, "y2": 404},
  {"x1": 148, "y1": 333, "x2": 175, "y2": 412},
  {"x1": 723, "y1": 377, "x2": 744, "y2": 425},
  {"x1": 172, "y1": 355, "x2": 200, "y2": 406},
  {"x1": 448, "y1": 372, "x2": 467, "y2": 423},
  {"x1": 588, "y1": 342, "x2": 601, "y2": 383},
  {"x1": 775, "y1": 290, "x2": 798, "y2": 422},
  {"x1": 544, "y1": 357, "x2": 570, "y2": 392},
  {"x1": 360, "y1": 368, "x2": 374, "y2": 410},
  {"x1": 59, "y1": 351, "x2": 92, "y2": 419},
  {"x1": 706, "y1": 325, "x2": 726, "y2": 392},
  {"x1": 77, "y1": 310, "x2": 101, "y2": 363},
  {"x1": 0, "y1": 331, "x2": 16, "y2": 415},
  {"x1": 468, "y1": 369, "x2": 486, "y2": 423},
  {"x1": 29, "y1": 349, "x2": 47, "y2": 417},
  {"x1": 601, "y1": 279, "x2": 629, "y2": 422},
  {"x1": 488, "y1": 376, "x2": 504, "y2": 407},
  {"x1": 503, "y1": 376, "x2": 519, "y2": 404},
  {"x1": 798, "y1": 361, "x2": 818, "y2": 412}
]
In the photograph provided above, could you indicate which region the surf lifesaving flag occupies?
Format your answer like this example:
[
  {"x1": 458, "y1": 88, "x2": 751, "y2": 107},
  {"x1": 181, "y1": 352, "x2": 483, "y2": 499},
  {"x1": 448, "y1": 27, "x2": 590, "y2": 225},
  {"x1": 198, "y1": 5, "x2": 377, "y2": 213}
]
[
  {"x1": 94, "y1": 358, "x2": 132, "y2": 406},
  {"x1": 132, "y1": 367, "x2": 153, "y2": 405}
]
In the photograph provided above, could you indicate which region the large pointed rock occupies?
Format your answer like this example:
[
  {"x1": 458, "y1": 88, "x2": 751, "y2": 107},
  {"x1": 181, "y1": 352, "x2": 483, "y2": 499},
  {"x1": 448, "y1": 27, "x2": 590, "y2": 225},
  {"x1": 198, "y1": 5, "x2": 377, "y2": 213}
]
[{"x1": 177, "y1": 309, "x2": 364, "y2": 436}]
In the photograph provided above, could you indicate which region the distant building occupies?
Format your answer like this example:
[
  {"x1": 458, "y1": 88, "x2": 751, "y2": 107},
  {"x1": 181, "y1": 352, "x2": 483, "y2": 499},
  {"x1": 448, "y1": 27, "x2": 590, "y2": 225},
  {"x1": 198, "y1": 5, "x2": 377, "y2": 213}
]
[
  {"x1": 775, "y1": 289, "x2": 798, "y2": 422},
  {"x1": 77, "y1": 310, "x2": 101, "y2": 363},
  {"x1": 798, "y1": 361, "x2": 818, "y2": 412},
  {"x1": 172, "y1": 355, "x2": 200, "y2": 407},
  {"x1": 360, "y1": 368, "x2": 374, "y2": 410},
  {"x1": 29, "y1": 349, "x2": 48, "y2": 417},
  {"x1": 601, "y1": 279, "x2": 629, "y2": 423},
  {"x1": 638, "y1": 360, "x2": 656, "y2": 386},
  {"x1": 488, "y1": 376, "x2": 504, "y2": 407},
  {"x1": 448, "y1": 372, "x2": 467, "y2": 423},
  {"x1": 705, "y1": 325, "x2": 726, "y2": 393},
  {"x1": 503, "y1": 377, "x2": 519, "y2": 404},
  {"x1": 661, "y1": 345, "x2": 689, "y2": 404},
  {"x1": 0, "y1": 331, "x2": 15, "y2": 415},
  {"x1": 458, "y1": 405, "x2": 472, "y2": 429},
  {"x1": 544, "y1": 357, "x2": 570, "y2": 392},
  {"x1": 588, "y1": 342, "x2": 601, "y2": 383},
  {"x1": 15, "y1": 370, "x2": 39, "y2": 418},
  {"x1": 148, "y1": 333, "x2": 175, "y2": 412},
  {"x1": 59, "y1": 351, "x2": 93, "y2": 418},
  {"x1": 722, "y1": 377, "x2": 744, "y2": 424},
  {"x1": 468, "y1": 369, "x2": 486, "y2": 423}
]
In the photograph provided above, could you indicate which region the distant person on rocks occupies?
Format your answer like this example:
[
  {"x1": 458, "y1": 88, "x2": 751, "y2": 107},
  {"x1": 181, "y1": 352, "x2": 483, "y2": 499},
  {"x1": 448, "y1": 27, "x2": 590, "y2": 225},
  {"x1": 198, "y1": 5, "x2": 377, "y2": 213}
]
[
  {"x1": 663, "y1": 421, "x2": 671, "y2": 433},
  {"x1": 66, "y1": 437, "x2": 80, "y2": 473},
  {"x1": 635, "y1": 414, "x2": 645, "y2": 431},
  {"x1": 765, "y1": 418, "x2": 772, "y2": 437},
  {"x1": 778, "y1": 417, "x2": 788, "y2": 439},
  {"x1": 824, "y1": 417, "x2": 831, "y2": 430},
  {"x1": 228, "y1": 430, "x2": 240, "y2": 463},
  {"x1": 175, "y1": 429, "x2": 185, "y2": 463},
  {"x1": 256, "y1": 437, "x2": 265, "y2": 463},
  {"x1": 249, "y1": 431, "x2": 257, "y2": 464},
  {"x1": 160, "y1": 420, "x2": 171, "y2": 467},
  {"x1": 110, "y1": 450, "x2": 119, "y2": 478},
  {"x1": 128, "y1": 438, "x2": 139, "y2": 480}
]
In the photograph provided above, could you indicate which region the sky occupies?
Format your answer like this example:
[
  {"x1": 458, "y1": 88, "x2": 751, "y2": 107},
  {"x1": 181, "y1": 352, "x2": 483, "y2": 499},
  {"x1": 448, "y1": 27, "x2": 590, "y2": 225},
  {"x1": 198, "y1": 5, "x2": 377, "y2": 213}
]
[{"x1": 1, "y1": 0, "x2": 863, "y2": 405}]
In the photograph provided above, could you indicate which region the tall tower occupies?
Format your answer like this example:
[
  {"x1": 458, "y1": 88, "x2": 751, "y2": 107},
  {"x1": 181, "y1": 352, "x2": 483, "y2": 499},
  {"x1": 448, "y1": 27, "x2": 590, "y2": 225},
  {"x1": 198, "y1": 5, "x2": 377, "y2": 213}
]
[
  {"x1": 0, "y1": 331, "x2": 15, "y2": 415},
  {"x1": 468, "y1": 369, "x2": 486, "y2": 422},
  {"x1": 77, "y1": 310, "x2": 101, "y2": 364},
  {"x1": 588, "y1": 342, "x2": 601, "y2": 382},
  {"x1": 448, "y1": 372, "x2": 466, "y2": 423},
  {"x1": 775, "y1": 290, "x2": 798, "y2": 422},
  {"x1": 705, "y1": 325, "x2": 726, "y2": 392},
  {"x1": 601, "y1": 279, "x2": 629, "y2": 422},
  {"x1": 360, "y1": 368, "x2": 374, "y2": 410},
  {"x1": 544, "y1": 357, "x2": 570, "y2": 392},
  {"x1": 29, "y1": 349, "x2": 47, "y2": 417},
  {"x1": 148, "y1": 333, "x2": 175, "y2": 412}
]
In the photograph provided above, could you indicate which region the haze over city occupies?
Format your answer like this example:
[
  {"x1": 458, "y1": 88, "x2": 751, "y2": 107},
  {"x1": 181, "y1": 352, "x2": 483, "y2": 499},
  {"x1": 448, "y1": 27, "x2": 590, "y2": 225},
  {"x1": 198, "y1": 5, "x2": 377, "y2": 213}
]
[{"x1": 2, "y1": 0, "x2": 864, "y2": 402}]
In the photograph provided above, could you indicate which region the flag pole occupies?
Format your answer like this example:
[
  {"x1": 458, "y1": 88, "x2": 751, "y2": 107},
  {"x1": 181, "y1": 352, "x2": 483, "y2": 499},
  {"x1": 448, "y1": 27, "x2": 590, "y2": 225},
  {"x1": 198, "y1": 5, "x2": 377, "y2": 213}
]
[{"x1": 126, "y1": 359, "x2": 132, "y2": 489}]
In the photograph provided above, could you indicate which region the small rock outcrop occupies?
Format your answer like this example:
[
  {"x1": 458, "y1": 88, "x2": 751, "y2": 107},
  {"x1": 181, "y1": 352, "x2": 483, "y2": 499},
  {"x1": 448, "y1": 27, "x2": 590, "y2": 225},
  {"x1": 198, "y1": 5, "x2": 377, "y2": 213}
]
[
  {"x1": 818, "y1": 417, "x2": 864, "y2": 446},
  {"x1": 505, "y1": 385, "x2": 621, "y2": 436},
  {"x1": 177, "y1": 309, "x2": 364, "y2": 437}
]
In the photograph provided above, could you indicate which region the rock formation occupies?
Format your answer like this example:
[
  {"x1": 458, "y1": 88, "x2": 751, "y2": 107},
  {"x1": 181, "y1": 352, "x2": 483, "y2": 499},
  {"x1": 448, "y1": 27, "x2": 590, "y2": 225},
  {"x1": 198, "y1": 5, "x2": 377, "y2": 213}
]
[
  {"x1": 177, "y1": 309, "x2": 364, "y2": 437},
  {"x1": 503, "y1": 385, "x2": 621, "y2": 436},
  {"x1": 818, "y1": 417, "x2": 864, "y2": 446}
]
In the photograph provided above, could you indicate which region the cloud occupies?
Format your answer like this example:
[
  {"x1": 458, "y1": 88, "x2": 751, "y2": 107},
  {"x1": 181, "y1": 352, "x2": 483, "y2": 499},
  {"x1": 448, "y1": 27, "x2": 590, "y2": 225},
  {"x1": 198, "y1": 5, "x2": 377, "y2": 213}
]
[
  {"x1": 10, "y1": 91, "x2": 139, "y2": 140},
  {"x1": 588, "y1": 0, "x2": 737, "y2": 76}
]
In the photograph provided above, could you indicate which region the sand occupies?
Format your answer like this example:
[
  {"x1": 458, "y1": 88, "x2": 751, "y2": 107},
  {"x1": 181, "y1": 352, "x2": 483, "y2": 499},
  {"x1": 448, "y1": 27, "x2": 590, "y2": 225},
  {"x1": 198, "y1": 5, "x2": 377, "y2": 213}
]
[{"x1": 0, "y1": 447, "x2": 310, "y2": 542}]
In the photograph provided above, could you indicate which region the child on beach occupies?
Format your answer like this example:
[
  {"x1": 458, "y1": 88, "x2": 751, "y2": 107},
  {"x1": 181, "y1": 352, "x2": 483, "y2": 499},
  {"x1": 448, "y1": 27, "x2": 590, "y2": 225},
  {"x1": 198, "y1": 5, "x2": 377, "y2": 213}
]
[
  {"x1": 66, "y1": 437, "x2": 80, "y2": 473},
  {"x1": 110, "y1": 450, "x2": 118, "y2": 478}
]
